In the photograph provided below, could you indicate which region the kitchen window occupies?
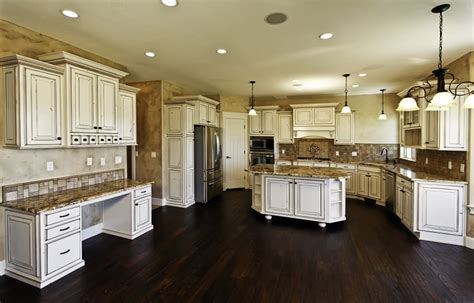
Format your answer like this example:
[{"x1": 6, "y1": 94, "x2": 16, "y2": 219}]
[{"x1": 400, "y1": 146, "x2": 416, "y2": 162}]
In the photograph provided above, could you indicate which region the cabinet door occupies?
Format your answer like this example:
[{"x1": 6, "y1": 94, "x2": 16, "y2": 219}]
[
  {"x1": 134, "y1": 197, "x2": 152, "y2": 231},
  {"x1": 71, "y1": 67, "x2": 97, "y2": 133},
  {"x1": 25, "y1": 68, "x2": 62, "y2": 146},
  {"x1": 293, "y1": 108, "x2": 313, "y2": 126},
  {"x1": 118, "y1": 91, "x2": 136, "y2": 144},
  {"x1": 395, "y1": 186, "x2": 404, "y2": 219},
  {"x1": 198, "y1": 102, "x2": 209, "y2": 124},
  {"x1": 265, "y1": 177, "x2": 293, "y2": 215},
  {"x1": 261, "y1": 110, "x2": 275, "y2": 135},
  {"x1": 97, "y1": 75, "x2": 119, "y2": 133},
  {"x1": 402, "y1": 190, "x2": 413, "y2": 230},
  {"x1": 294, "y1": 179, "x2": 325, "y2": 219},
  {"x1": 335, "y1": 113, "x2": 354, "y2": 145},
  {"x1": 208, "y1": 104, "x2": 216, "y2": 126},
  {"x1": 277, "y1": 113, "x2": 293, "y2": 143},
  {"x1": 166, "y1": 105, "x2": 183, "y2": 135},
  {"x1": 186, "y1": 106, "x2": 194, "y2": 135},
  {"x1": 368, "y1": 174, "x2": 381, "y2": 200},
  {"x1": 314, "y1": 107, "x2": 335, "y2": 126},
  {"x1": 418, "y1": 183, "x2": 463, "y2": 235},
  {"x1": 425, "y1": 111, "x2": 438, "y2": 148},
  {"x1": 357, "y1": 172, "x2": 369, "y2": 197},
  {"x1": 345, "y1": 170, "x2": 356, "y2": 195},
  {"x1": 249, "y1": 111, "x2": 262, "y2": 135},
  {"x1": 168, "y1": 170, "x2": 182, "y2": 201},
  {"x1": 442, "y1": 95, "x2": 467, "y2": 150}
]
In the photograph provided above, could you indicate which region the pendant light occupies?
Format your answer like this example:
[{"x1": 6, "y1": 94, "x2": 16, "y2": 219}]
[
  {"x1": 378, "y1": 89, "x2": 387, "y2": 120},
  {"x1": 341, "y1": 74, "x2": 352, "y2": 113},
  {"x1": 398, "y1": 4, "x2": 474, "y2": 111},
  {"x1": 248, "y1": 81, "x2": 257, "y2": 116}
]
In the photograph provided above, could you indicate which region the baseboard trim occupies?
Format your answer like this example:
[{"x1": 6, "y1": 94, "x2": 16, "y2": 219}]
[
  {"x1": 164, "y1": 200, "x2": 195, "y2": 208},
  {"x1": 465, "y1": 236, "x2": 474, "y2": 249},
  {"x1": 82, "y1": 223, "x2": 103, "y2": 241},
  {"x1": 418, "y1": 231, "x2": 464, "y2": 246},
  {"x1": 152, "y1": 197, "x2": 164, "y2": 206},
  {"x1": 0, "y1": 260, "x2": 5, "y2": 276}
]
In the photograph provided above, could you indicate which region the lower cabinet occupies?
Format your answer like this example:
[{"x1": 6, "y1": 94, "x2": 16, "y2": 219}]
[
  {"x1": 134, "y1": 196, "x2": 152, "y2": 232},
  {"x1": 294, "y1": 179, "x2": 325, "y2": 220},
  {"x1": 357, "y1": 166, "x2": 381, "y2": 200},
  {"x1": 265, "y1": 177, "x2": 293, "y2": 215}
]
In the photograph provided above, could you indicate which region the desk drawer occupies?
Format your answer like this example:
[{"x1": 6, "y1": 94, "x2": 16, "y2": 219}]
[
  {"x1": 46, "y1": 219, "x2": 80, "y2": 241},
  {"x1": 45, "y1": 207, "x2": 80, "y2": 227},
  {"x1": 46, "y1": 232, "x2": 81, "y2": 275},
  {"x1": 134, "y1": 186, "x2": 151, "y2": 198}
]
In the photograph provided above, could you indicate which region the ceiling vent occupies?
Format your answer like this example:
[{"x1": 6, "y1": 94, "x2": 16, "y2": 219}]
[{"x1": 265, "y1": 13, "x2": 288, "y2": 25}]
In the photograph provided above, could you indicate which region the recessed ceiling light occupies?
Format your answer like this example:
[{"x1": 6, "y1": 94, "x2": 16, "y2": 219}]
[
  {"x1": 161, "y1": 0, "x2": 178, "y2": 7},
  {"x1": 319, "y1": 33, "x2": 333, "y2": 40},
  {"x1": 352, "y1": 84, "x2": 359, "y2": 88},
  {"x1": 358, "y1": 73, "x2": 367, "y2": 77},
  {"x1": 145, "y1": 52, "x2": 156, "y2": 58},
  {"x1": 216, "y1": 49, "x2": 227, "y2": 55},
  {"x1": 265, "y1": 12, "x2": 288, "y2": 25},
  {"x1": 61, "y1": 9, "x2": 79, "y2": 18}
]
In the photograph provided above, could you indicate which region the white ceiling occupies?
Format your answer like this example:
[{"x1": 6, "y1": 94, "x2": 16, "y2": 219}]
[{"x1": 0, "y1": 0, "x2": 473, "y2": 97}]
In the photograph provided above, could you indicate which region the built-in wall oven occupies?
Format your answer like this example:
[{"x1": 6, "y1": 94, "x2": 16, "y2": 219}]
[
  {"x1": 250, "y1": 152, "x2": 275, "y2": 165},
  {"x1": 250, "y1": 136, "x2": 274, "y2": 151}
]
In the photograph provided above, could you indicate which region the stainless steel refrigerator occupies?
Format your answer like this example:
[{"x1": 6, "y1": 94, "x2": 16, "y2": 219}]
[{"x1": 194, "y1": 125, "x2": 223, "y2": 203}]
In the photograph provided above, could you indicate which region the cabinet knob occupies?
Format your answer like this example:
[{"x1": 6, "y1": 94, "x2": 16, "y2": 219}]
[
  {"x1": 60, "y1": 249, "x2": 71, "y2": 255},
  {"x1": 94, "y1": 126, "x2": 98, "y2": 129},
  {"x1": 135, "y1": 203, "x2": 139, "y2": 206},
  {"x1": 119, "y1": 138, "x2": 123, "y2": 140},
  {"x1": 57, "y1": 137, "x2": 62, "y2": 140},
  {"x1": 99, "y1": 126, "x2": 103, "y2": 129},
  {"x1": 226, "y1": 156, "x2": 231, "y2": 159}
]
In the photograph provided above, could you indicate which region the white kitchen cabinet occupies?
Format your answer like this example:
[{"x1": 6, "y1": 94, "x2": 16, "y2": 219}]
[
  {"x1": 118, "y1": 84, "x2": 138, "y2": 145},
  {"x1": 439, "y1": 93, "x2": 468, "y2": 150},
  {"x1": 97, "y1": 75, "x2": 119, "y2": 133},
  {"x1": 169, "y1": 95, "x2": 220, "y2": 127},
  {"x1": 418, "y1": 182, "x2": 464, "y2": 235},
  {"x1": 265, "y1": 177, "x2": 293, "y2": 215},
  {"x1": 70, "y1": 67, "x2": 96, "y2": 133},
  {"x1": 134, "y1": 196, "x2": 152, "y2": 232},
  {"x1": 0, "y1": 55, "x2": 64, "y2": 148},
  {"x1": 277, "y1": 111, "x2": 293, "y2": 143},
  {"x1": 292, "y1": 106, "x2": 336, "y2": 127},
  {"x1": 294, "y1": 179, "x2": 325, "y2": 219},
  {"x1": 395, "y1": 184, "x2": 404, "y2": 219},
  {"x1": 334, "y1": 163, "x2": 357, "y2": 195},
  {"x1": 357, "y1": 165, "x2": 381, "y2": 201},
  {"x1": 335, "y1": 113, "x2": 355, "y2": 145},
  {"x1": 249, "y1": 107, "x2": 279, "y2": 136},
  {"x1": 424, "y1": 110, "x2": 438, "y2": 148},
  {"x1": 357, "y1": 171, "x2": 369, "y2": 197},
  {"x1": 293, "y1": 108, "x2": 313, "y2": 126}
]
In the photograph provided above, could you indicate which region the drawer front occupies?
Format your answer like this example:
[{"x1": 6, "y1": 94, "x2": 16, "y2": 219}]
[
  {"x1": 276, "y1": 160, "x2": 292, "y2": 165},
  {"x1": 45, "y1": 207, "x2": 80, "y2": 226},
  {"x1": 396, "y1": 177, "x2": 412, "y2": 190},
  {"x1": 358, "y1": 165, "x2": 381, "y2": 173},
  {"x1": 134, "y1": 185, "x2": 152, "y2": 198},
  {"x1": 46, "y1": 219, "x2": 81, "y2": 241},
  {"x1": 335, "y1": 163, "x2": 357, "y2": 170},
  {"x1": 46, "y1": 232, "x2": 81, "y2": 276}
]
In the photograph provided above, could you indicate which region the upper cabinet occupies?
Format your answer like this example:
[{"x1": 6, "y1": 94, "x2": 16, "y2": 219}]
[
  {"x1": 335, "y1": 113, "x2": 355, "y2": 145},
  {"x1": 248, "y1": 106, "x2": 279, "y2": 136},
  {"x1": 0, "y1": 55, "x2": 64, "y2": 148},
  {"x1": 290, "y1": 103, "x2": 339, "y2": 139},
  {"x1": 170, "y1": 95, "x2": 220, "y2": 127},
  {"x1": 277, "y1": 111, "x2": 293, "y2": 143},
  {"x1": 118, "y1": 84, "x2": 139, "y2": 145}
]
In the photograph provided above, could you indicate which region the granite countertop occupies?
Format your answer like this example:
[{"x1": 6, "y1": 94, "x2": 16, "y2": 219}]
[
  {"x1": 2, "y1": 179, "x2": 153, "y2": 214},
  {"x1": 251, "y1": 164, "x2": 350, "y2": 179}
]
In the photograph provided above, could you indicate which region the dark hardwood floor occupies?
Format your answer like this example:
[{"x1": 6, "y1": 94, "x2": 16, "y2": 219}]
[{"x1": 1, "y1": 189, "x2": 474, "y2": 303}]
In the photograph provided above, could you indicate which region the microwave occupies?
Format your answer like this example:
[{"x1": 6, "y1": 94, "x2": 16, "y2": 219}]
[{"x1": 250, "y1": 136, "x2": 274, "y2": 151}]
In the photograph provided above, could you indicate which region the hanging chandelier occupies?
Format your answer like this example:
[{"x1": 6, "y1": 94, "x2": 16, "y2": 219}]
[
  {"x1": 248, "y1": 81, "x2": 257, "y2": 116},
  {"x1": 397, "y1": 4, "x2": 474, "y2": 112},
  {"x1": 341, "y1": 74, "x2": 352, "y2": 113},
  {"x1": 378, "y1": 89, "x2": 387, "y2": 120}
]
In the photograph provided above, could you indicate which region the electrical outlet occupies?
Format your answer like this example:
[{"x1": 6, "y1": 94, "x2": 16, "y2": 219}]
[
  {"x1": 336, "y1": 151, "x2": 340, "y2": 156},
  {"x1": 46, "y1": 161, "x2": 54, "y2": 171},
  {"x1": 282, "y1": 149, "x2": 286, "y2": 155},
  {"x1": 86, "y1": 158, "x2": 93, "y2": 166},
  {"x1": 351, "y1": 151, "x2": 357, "y2": 156},
  {"x1": 151, "y1": 152, "x2": 157, "y2": 158},
  {"x1": 100, "y1": 158, "x2": 106, "y2": 166},
  {"x1": 448, "y1": 161, "x2": 452, "y2": 170},
  {"x1": 115, "y1": 156, "x2": 122, "y2": 164},
  {"x1": 135, "y1": 151, "x2": 139, "y2": 157},
  {"x1": 425, "y1": 157, "x2": 429, "y2": 165},
  {"x1": 460, "y1": 163, "x2": 465, "y2": 173}
]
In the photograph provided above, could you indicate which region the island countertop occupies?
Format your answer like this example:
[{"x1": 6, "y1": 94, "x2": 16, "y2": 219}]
[
  {"x1": 250, "y1": 164, "x2": 350, "y2": 179},
  {"x1": 2, "y1": 179, "x2": 153, "y2": 214}
]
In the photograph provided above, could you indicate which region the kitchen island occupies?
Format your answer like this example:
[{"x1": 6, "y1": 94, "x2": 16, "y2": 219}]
[{"x1": 250, "y1": 164, "x2": 350, "y2": 227}]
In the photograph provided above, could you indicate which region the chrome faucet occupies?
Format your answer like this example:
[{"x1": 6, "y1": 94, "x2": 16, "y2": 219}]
[{"x1": 380, "y1": 147, "x2": 389, "y2": 164}]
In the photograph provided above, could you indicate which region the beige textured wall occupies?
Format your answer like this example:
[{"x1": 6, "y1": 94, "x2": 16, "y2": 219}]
[
  {"x1": 219, "y1": 95, "x2": 249, "y2": 113},
  {"x1": 0, "y1": 20, "x2": 128, "y2": 260},
  {"x1": 255, "y1": 93, "x2": 400, "y2": 144}
]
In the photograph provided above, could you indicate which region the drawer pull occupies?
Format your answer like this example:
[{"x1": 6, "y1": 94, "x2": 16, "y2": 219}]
[
  {"x1": 59, "y1": 226, "x2": 70, "y2": 232},
  {"x1": 141, "y1": 190, "x2": 147, "y2": 194},
  {"x1": 59, "y1": 213, "x2": 70, "y2": 218},
  {"x1": 135, "y1": 203, "x2": 139, "y2": 206},
  {"x1": 60, "y1": 249, "x2": 71, "y2": 255}
]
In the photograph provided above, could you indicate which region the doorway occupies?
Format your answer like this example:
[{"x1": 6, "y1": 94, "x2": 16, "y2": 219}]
[{"x1": 222, "y1": 112, "x2": 248, "y2": 190}]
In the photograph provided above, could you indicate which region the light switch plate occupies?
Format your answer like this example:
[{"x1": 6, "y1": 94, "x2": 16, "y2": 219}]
[
  {"x1": 425, "y1": 158, "x2": 429, "y2": 165},
  {"x1": 151, "y1": 152, "x2": 157, "y2": 158},
  {"x1": 100, "y1": 158, "x2": 106, "y2": 166},
  {"x1": 115, "y1": 156, "x2": 122, "y2": 164},
  {"x1": 460, "y1": 163, "x2": 465, "y2": 173},
  {"x1": 135, "y1": 151, "x2": 139, "y2": 157},
  {"x1": 86, "y1": 158, "x2": 93, "y2": 166},
  {"x1": 282, "y1": 149, "x2": 286, "y2": 155},
  {"x1": 46, "y1": 161, "x2": 54, "y2": 171},
  {"x1": 351, "y1": 151, "x2": 357, "y2": 156},
  {"x1": 335, "y1": 151, "x2": 340, "y2": 156},
  {"x1": 448, "y1": 161, "x2": 452, "y2": 170}
]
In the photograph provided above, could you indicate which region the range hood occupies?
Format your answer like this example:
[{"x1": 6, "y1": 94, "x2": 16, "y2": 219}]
[
  {"x1": 293, "y1": 129, "x2": 335, "y2": 139},
  {"x1": 289, "y1": 102, "x2": 339, "y2": 139}
]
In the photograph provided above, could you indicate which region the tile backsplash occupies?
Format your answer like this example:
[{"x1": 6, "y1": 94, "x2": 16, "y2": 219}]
[
  {"x1": 279, "y1": 139, "x2": 399, "y2": 163},
  {"x1": 2, "y1": 169, "x2": 125, "y2": 202}
]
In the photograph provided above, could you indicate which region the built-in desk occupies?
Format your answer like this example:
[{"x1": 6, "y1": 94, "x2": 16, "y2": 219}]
[{"x1": 3, "y1": 179, "x2": 153, "y2": 288}]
